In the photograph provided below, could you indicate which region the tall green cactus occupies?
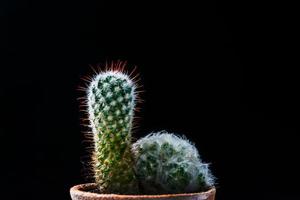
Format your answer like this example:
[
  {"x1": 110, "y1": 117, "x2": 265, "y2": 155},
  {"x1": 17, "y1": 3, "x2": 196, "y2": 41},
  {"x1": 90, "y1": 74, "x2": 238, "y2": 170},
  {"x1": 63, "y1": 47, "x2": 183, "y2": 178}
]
[
  {"x1": 132, "y1": 131, "x2": 215, "y2": 194},
  {"x1": 87, "y1": 70, "x2": 138, "y2": 194}
]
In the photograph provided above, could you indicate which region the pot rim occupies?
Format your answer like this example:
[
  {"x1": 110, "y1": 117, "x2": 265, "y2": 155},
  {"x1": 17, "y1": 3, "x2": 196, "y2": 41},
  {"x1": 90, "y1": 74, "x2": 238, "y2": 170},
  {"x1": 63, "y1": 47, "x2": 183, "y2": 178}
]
[{"x1": 70, "y1": 183, "x2": 216, "y2": 199}]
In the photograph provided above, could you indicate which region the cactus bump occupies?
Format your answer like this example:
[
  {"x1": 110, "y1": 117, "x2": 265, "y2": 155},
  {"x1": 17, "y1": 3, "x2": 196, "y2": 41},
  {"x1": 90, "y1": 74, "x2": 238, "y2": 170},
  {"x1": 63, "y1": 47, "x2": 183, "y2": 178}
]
[
  {"x1": 132, "y1": 131, "x2": 215, "y2": 194},
  {"x1": 87, "y1": 69, "x2": 139, "y2": 194}
]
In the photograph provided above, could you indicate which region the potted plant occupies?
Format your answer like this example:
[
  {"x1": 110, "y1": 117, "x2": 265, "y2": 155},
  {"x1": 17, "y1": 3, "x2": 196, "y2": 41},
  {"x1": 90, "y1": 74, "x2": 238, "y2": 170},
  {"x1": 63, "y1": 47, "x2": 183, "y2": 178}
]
[{"x1": 70, "y1": 62, "x2": 216, "y2": 200}]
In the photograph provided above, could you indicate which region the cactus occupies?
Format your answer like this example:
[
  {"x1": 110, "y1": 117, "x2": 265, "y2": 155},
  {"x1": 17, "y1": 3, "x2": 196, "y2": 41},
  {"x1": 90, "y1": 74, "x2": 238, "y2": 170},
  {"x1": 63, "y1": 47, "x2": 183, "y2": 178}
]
[
  {"x1": 132, "y1": 131, "x2": 215, "y2": 194},
  {"x1": 87, "y1": 69, "x2": 139, "y2": 194}
]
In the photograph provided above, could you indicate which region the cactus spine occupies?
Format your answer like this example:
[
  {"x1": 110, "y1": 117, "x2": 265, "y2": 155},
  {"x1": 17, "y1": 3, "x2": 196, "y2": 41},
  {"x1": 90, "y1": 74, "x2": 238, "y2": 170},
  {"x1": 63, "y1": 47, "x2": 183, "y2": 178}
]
[
  {"x1": 87, "y1": 70, "x2": 138, "y2": 194},
  {"x1": 132, "y1": 131, "x2": 215, "y2": 194}
]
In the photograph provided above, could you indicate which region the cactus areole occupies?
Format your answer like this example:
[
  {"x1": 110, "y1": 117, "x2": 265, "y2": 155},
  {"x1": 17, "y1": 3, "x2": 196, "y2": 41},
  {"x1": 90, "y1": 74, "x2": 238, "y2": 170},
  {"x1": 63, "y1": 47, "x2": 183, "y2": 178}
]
[{"x1": 70, "y1": 64, "x2": 216, "y2": 200}]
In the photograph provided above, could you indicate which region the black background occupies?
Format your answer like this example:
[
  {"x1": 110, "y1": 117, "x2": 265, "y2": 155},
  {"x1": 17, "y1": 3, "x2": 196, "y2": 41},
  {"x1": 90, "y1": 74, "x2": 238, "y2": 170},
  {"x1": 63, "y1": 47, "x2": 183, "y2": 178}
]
[{"x1": 1, "y1": 1, "x2": 299, "y2": 200}]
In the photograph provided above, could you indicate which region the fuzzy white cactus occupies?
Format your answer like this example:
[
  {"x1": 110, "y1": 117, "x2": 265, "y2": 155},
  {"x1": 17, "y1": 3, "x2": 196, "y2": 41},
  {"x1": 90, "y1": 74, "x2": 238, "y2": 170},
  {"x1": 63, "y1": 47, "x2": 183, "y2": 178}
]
[{"x1": 132, "y1": 131, "x2": 215, "y2": 194}]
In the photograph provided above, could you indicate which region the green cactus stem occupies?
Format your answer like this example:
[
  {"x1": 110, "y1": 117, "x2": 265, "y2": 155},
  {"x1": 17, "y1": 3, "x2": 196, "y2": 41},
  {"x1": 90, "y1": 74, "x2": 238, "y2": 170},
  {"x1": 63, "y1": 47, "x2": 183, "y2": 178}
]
[
  {"x1": 87, "y1": 70, "x2": 139, "y2": 194},
  {"x1": 132, "y1": 131, "x2": 215, "y2": 194}
]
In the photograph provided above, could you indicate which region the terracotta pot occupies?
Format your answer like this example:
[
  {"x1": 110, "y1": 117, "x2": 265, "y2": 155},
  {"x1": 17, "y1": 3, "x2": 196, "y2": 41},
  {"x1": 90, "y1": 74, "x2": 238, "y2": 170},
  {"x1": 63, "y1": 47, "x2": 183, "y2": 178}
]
[{"x1": 70, "y1": 183, "x2": 216, "y2": 200}]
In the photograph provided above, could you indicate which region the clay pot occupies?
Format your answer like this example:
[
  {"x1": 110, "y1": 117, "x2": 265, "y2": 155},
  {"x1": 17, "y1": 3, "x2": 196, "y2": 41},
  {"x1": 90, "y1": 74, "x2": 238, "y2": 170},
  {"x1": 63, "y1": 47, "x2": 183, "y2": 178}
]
[{"x1": 70, "y1": 183, "x2": 216, "y2": 200}]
